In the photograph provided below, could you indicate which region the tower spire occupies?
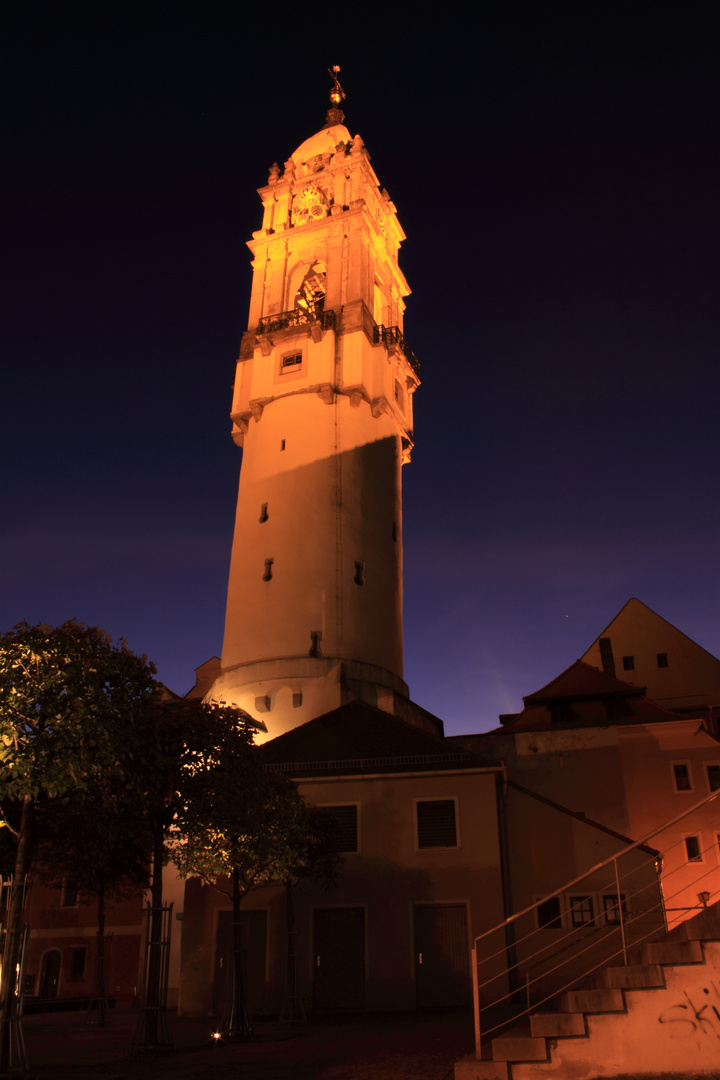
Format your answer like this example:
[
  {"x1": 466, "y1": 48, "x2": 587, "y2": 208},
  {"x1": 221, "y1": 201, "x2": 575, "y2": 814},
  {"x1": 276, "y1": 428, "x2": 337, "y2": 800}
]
[{"x1": 325, "y1": 64, "x2": 346, "y2": 127}]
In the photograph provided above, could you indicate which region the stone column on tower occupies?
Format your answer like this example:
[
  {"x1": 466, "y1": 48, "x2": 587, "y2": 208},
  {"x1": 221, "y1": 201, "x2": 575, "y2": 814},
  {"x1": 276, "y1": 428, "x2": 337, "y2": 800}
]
[{"x1": 207, "y1": 78, "x2": 420, "y2": 740}]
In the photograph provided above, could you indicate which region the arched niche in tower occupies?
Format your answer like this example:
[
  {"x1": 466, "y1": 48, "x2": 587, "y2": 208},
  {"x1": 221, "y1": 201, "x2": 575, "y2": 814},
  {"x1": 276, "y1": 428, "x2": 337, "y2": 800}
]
[{"x1": 287, "y1": 260, "x2": 327, "y2": 318}]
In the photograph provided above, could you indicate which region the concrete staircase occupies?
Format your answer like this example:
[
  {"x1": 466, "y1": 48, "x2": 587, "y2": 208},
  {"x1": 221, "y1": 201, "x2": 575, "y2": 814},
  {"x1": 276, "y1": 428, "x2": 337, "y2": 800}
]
[{"x1": 456, "y1": 904, "x2": 720, "y2": 1079}]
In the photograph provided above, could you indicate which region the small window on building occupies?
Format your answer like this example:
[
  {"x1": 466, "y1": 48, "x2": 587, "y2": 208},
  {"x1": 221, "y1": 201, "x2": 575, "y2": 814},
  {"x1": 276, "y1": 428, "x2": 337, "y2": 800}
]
[
  {"x1": 684, "y1": 835, "x2": 702, "y2": 863},
  {"x1": 536, "y1": 897, "x2": 562, "y2": 929},
  {"x1": 324, "y1": 805, "x2": 359, "y2": 853},
  {"x1": 672, "y1": 762, "x2": 693, "y2": 792},
  {"x1": 354, "y1": 561, "x2": 365, "y2": 585},
  {"x1": 603, "y1": 894, "x2": 627, "y2": 924},
  {"x1": 309, "y1": 631, "x2": 322, "y2": 657},
  {"x1": 292, "y1": 692, "x2": 303, "y2": 709},
  {"x1": 569, "y1": 895, "x2": 595, "y2": 927},
  {"x1": 280, "y1": 439, "x2": 286, "y2": 450},
  {"x1": 706, "y1": 764, "x2": 720, "y2": 792},
  {"x1": 61, "y1": 881, "x2": 78, "y2": 908},
  {"x1": 67, "y1": 946, "x2": 87, "y2": 983},
  {"x1": 259, "y1": 503, "x2": 268, "y2": 523},
  {"x1": 263, "y1": 558, "x2": 274, "y2": 581},
  {"x1": 657, "y1": 653, "x2": 669, "y2": 668},
  {"x1": 417, "y1": 800, "x2": 457, "y2": 849},
  {"x1": 394, "y1": 378, "x2": 404, "y2": 411},
  {"x1": 622, "y1": 656, "x2": 634, "y2": 671},
  {"x1": 282, "y1": 352, "x2": 302, "y2": 369}
]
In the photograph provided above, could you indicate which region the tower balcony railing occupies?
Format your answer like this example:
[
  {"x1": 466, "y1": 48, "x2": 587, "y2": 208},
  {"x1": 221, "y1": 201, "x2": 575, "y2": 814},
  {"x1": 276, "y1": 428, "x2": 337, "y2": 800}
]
[
  {"x1": 256, "y1": 307, "x2": 336, "y2": 336},
  {"x1": 373, "y1": 324, "x2": 420, "y2": 377}
]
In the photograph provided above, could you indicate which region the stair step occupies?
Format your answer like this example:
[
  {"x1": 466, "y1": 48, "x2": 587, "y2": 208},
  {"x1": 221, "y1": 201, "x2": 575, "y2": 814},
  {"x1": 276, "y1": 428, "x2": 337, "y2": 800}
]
[
  {"x1": 530, "y1": 1011, "x2": 586, "y2": 1037},
  {"x1": 682, "y1": 913, "x2": 720, "y2": 941},
  {"x1": 454, "y1": 1057, "x2": 509, "y2": 1080},
  {"x1": 643, "y1": 939, "x2": 703, "y2": 965},
  {"x1": 492, "y1": 1035, "x2": 548, "y2": 1062},
  {"x1": 559, "y1": 988, "x2": 625, "y2": 1013},
  {"x1": 598, "y1": 963, "x2": 664, "y2": 989}
]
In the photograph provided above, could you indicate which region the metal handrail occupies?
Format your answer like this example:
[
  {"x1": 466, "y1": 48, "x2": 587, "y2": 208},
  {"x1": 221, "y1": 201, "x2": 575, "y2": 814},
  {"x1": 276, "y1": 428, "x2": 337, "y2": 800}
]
[
  {"x1": 471, "y1": 788, "x2": 720, "y2": 1059},
  {"x1": 474, "y1": 788, "x2": 719, "y2": 950}
]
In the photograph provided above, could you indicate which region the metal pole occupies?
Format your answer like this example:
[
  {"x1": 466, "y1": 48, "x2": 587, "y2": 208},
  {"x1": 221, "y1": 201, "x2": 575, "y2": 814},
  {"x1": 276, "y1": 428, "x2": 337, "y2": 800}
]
[{"x1": 614, "y1": 856, "x2": 628, "y2": 965}]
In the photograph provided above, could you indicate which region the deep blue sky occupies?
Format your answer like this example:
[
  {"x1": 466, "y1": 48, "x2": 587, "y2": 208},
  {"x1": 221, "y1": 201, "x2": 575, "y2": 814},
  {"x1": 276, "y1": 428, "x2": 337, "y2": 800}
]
[{"x1": 3, "y1": 2, "x2": 719, "y2": 735}]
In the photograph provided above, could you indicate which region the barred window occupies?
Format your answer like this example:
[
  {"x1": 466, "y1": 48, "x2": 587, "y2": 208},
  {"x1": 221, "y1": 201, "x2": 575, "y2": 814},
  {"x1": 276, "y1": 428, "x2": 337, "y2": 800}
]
[
  {"x1": 325, "y1": 805, "x2": 358, "y2": 853},
  {"x1": 417, "y1": 800, "x2": 457, "y2": 849}
]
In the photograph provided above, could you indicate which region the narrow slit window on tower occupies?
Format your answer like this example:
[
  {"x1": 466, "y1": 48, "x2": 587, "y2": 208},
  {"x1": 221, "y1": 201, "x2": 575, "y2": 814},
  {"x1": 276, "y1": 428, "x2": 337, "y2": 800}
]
[
  {"x1": 280, "y1": 439, "x2": 286, "y2": 451},
  {"x1": 354, "y1": 561, "x2": 365, "y2": 585},
  {"x1": 309, "y1": 631, "x2": 322, "y2": 657},
  {"x1": 394, "y1": 378, "x2": 404, "y2": 410},
  {"x1": 263, "y1": 558, "x2": 274, "y2": 581},
  {"x1": 259, "y1": 503, "x2": 268, "y2": 523},
  {"x1": 392, "y1": 522, "x2": 397, "y2": 542}
]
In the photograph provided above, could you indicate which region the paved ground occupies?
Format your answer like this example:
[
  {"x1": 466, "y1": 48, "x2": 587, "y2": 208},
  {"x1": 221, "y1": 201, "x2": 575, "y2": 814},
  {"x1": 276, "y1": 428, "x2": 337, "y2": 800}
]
[
  {"x1": 15, "y1": 1009, "x2": 715, "y2": 1080},
  {"x1": 19, "y1": 1007, "x2": 476, "y2": 1080}
]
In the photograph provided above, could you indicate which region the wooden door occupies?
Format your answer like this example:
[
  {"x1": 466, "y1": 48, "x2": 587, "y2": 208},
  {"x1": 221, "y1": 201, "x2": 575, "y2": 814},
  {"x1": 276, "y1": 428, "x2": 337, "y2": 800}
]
[
  {"x1": 313, "y1": 907, "x2": 365, "y2": 1011},
  {"x1": 413, "y1": 903, "x2": 470, "y2": 1007},
  {"x1": 38, "y1": 949, "x2": 61, "y2": 998}
]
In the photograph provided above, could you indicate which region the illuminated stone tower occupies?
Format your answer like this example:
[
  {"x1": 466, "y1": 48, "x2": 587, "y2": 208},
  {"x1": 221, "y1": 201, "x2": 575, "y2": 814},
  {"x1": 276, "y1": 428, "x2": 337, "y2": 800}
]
[{"x1": 209, "y1": 72, "x2": 419, "y2": 739}]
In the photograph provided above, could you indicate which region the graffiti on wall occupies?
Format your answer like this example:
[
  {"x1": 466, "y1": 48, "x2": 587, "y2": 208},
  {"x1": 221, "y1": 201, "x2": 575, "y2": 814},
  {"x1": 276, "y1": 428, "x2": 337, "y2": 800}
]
[{"x1": 659, "y1": 981, "x2": 720, "y2": 1042}]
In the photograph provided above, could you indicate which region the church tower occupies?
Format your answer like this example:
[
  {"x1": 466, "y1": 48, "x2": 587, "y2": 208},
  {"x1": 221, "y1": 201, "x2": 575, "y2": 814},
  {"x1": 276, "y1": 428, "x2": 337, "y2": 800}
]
[{"x1": 209, "y1": 72, "x2": 419, "y2": 739}]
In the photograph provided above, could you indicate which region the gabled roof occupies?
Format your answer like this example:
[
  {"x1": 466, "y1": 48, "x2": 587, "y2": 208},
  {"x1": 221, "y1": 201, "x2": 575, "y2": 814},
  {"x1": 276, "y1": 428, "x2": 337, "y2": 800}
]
[
  {"x1": 523, "y1": 660, "x2": 646, "y2": 705},
  {"x1": 495, "y1": 659, "x2": 688, "y2": 733},
  {"x1": 508, "y1": 780, "x2": 659, "y2": 856},
  {"x1": 257, "y1": 700, "x2": 484, "y2": 777}
]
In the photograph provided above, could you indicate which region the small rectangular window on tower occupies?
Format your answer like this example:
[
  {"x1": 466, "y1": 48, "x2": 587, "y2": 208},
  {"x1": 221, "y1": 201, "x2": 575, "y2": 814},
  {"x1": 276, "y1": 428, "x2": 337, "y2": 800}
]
[
  {"x1": 622, "y1": 656, "x2": 634, "y2": 671},
  {"x1": 263, "y1": 558, "x2": 274, "y2": 581},
  {"x1": 282, "y1": 352, "x2": 302, "y2": 369},
  {"x1": 706, "y1": 764, "x2": 720, "y2": 792},
  {"x1": 684, "y1": 835, "x2": 702, "y2": 862},
  {"x1": 309, "y1": 631, "x2": 322, "y2": 657},
  {"x1": 354, "y1": 561, "x2": 365, "y2": 585},
  {"x1": 259, "y1": 502, "x2": 268, "y2": 522},
  {"x1": 657, "y1": 653, "x2": 669, "y2": 668}
]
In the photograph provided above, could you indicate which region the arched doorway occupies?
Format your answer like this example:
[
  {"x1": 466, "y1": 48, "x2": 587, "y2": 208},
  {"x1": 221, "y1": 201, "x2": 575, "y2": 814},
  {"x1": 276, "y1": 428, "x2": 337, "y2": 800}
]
[{"x1": 38, "y1": 949, "x2": 61, "y2": 998}]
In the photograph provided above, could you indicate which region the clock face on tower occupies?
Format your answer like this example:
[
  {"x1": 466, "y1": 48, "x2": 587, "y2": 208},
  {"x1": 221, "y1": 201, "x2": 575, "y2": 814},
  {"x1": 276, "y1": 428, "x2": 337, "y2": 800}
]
[{"x1": 291, "y1": 183, "x2": 328, "y2": 226}]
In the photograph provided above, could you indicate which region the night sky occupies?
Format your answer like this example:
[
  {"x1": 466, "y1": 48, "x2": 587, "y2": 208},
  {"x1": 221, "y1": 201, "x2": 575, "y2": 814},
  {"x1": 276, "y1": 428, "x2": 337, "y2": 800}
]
[{"x1": 4, "y1": 2, "x2": 719, "y2": 736}]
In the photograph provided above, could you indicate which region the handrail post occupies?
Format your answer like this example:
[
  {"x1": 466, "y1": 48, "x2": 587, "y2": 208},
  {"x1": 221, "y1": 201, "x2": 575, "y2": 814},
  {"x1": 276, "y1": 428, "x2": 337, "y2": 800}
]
[
  {"x1": 614, "y1": 856, "x2": 628, "y2": 965},
  {"x1": 472, "y1": 945, "x2": 481, "y2": 1060}
]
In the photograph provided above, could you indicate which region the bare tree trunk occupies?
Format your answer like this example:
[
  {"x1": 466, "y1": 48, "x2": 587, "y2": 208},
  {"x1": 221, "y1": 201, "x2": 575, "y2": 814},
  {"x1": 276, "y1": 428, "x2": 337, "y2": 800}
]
[
  {"x1": 92, "y1": 875, "x2": 107, "y2": 1025},
  {"x1": 0, "y1": 795, "x2": 33, "y2": 1073},
  {"x1": 143, "y1": 819, "x2": 164, "y2": 1048},
  {"x1": 226, "y1": 865, "x2": 252, "y2": 1038}
]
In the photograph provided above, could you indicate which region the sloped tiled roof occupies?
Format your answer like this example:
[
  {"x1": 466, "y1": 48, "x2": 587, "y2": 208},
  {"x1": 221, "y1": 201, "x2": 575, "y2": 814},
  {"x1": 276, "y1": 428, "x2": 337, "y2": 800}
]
[
  {"x1": 257, "y1": 701, "x2": 484, "y2": 776},
  {"x1": 494, "y1": 659, "x2": 689, "y2": 733},
  {"x1": 523, "y1": 660, "x2": 646, "y2": 705}
]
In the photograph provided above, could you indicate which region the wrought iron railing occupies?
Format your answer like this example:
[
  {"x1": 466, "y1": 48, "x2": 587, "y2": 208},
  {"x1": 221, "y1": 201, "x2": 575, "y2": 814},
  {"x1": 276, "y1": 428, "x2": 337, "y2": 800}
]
[
  {"x1": 256, "y1": 308, "x2": 336, "y2": 336},
  {"x1": 373, "y1": 324, "x2": 420, "y2": 377}
]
